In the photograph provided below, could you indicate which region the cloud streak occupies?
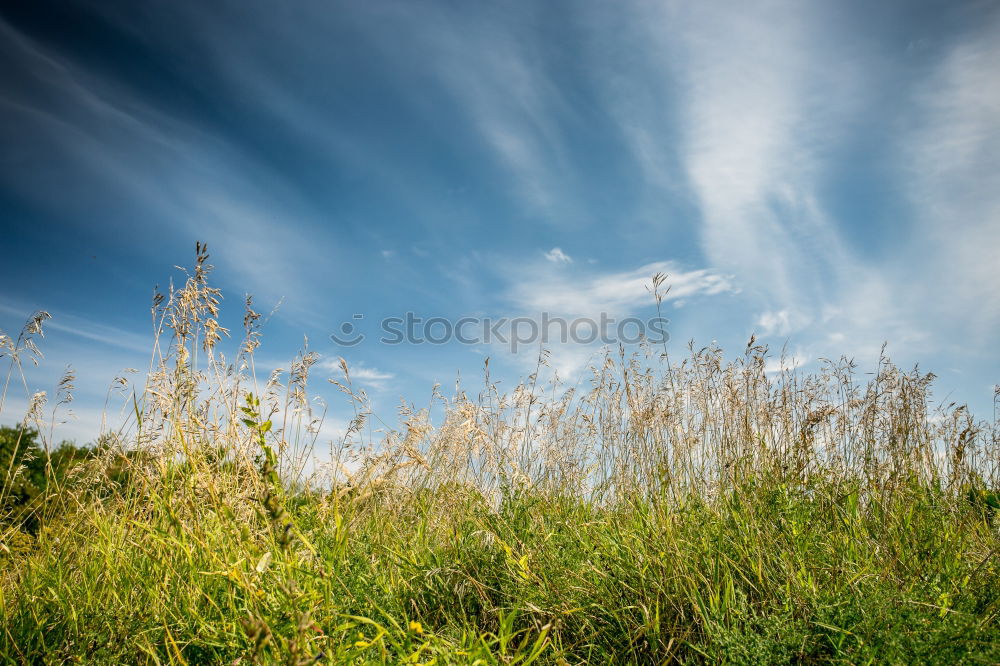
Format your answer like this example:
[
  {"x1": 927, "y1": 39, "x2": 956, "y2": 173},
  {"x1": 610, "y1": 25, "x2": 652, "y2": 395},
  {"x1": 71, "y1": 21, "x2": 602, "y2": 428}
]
[{"x1": 506, "y1": 260, "x2": 736, "y2": 317}]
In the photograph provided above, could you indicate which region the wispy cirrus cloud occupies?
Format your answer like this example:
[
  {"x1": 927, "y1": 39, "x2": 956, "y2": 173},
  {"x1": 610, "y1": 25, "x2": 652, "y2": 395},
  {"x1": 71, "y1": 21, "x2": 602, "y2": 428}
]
[
  {"x1": 665, "y1": 2, "x2": 862, "y2": 312},
  {"x1": 506, "y1": 260, "x2": 736, "y2": 317},
  {"x1": 0, "y1": 301, "x2": 150, "y2": 355},
  {"x1": 899, "y1": 15, "x2": 1000, "y2": 345},
  {"x1": 0, "y1": 12, "x2": 343, "y2": 325},
  {"x1": 318, "y1": 357, "x2": 395, "y2": 391}
]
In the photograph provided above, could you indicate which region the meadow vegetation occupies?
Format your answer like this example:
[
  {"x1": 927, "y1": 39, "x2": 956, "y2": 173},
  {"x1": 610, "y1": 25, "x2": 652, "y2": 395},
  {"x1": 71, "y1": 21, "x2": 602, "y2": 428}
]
[{"x1": 2, "y1": 247, "x2": 999, "y2": 664}]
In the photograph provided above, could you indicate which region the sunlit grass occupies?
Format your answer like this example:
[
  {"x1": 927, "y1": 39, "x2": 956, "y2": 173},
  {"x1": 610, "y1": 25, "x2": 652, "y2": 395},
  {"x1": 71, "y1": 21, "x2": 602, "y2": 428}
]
[{"x1": 2, "y1": 246, "x2": 998, "y2": 664}]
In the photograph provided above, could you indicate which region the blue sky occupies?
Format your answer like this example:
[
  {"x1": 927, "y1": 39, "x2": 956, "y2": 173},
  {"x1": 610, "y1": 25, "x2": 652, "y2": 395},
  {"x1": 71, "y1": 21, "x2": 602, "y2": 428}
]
[{"x1": 1, "y1": 0, "x2": 998, "y2": 443}]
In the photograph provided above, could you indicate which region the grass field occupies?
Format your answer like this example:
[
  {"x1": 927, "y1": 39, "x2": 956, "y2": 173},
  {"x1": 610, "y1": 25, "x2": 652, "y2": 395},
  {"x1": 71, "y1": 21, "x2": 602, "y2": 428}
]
[{"x1": 2, "y1": 251, "x2": 999, "y2": 664}]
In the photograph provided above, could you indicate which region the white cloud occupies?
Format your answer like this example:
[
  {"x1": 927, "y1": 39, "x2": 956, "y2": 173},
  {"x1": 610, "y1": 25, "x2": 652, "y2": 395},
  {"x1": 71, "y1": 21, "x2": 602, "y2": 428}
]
[
  {"x1": 490, "y1": 256, "x2": 737, "y2": 383},
  {"x1": 0, "y1": 301, "x2": 151, "y2": 355},
  {"x1": 318, "y1": 357, "x2": 394, "y2": 390},
  {"x1": 685, "y1": 7, "x2": 856, "y2": 303},
  {"x1": 900, "y1": 17, "x2": 1000, "y2": 343},
  {"x1": 606, "y1": 1, "x2": 865, "y2": 318},
  {"x1": 755, "y1": 309, "x2": 811, "y2": 338},
  {"x1": 586, "y1": 1, "x2": 966, "y2": 375},
  {"x1": 372, "y1": 4, "x2": 575, "y2": 217},
  {"x1": 764, "y1": 351, "x2": 807, "y2": 375},
  {"x1": 349, "y1": 365, "x2": 394, "y2": 384},
  {"x1": 507, "y1": 260, "x2": 736, "y2": 317},
  {"x1": 543, "y1": 247, "x2": 572, "y2": 264}
]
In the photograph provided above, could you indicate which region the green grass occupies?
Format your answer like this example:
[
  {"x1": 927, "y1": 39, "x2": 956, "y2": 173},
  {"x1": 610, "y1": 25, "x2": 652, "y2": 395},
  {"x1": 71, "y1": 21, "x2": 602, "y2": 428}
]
[
  {"x1": 3, "y1": 474, "x2": 998, "y2": 663},
  {"x1": 2, "y1": 248, "x2": 998, "y2": 663}
]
